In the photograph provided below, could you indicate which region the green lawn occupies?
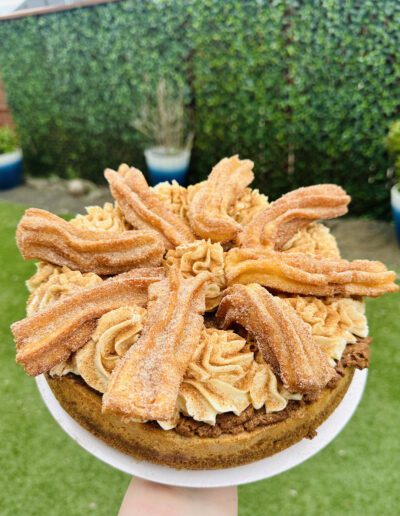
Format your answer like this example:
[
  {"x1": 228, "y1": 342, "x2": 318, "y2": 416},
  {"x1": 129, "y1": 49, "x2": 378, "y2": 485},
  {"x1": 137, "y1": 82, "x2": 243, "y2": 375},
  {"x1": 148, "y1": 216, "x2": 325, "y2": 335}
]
[{"x1": 0, "y1": 201, "x2": 399, "y2": 516}]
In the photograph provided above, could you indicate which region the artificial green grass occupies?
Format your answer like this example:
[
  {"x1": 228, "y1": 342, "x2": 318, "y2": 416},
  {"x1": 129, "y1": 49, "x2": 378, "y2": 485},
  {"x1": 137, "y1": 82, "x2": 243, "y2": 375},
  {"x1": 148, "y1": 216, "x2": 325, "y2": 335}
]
[{"x1": 0, "y1": 200, "x2": 399, "y2": 516}]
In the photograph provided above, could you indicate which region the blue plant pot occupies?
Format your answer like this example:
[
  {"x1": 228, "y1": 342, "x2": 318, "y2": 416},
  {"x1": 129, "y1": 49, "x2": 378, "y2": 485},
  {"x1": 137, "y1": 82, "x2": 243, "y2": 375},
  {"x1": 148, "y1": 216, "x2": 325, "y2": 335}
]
[
  {"x1": 144, "y1": 147, "x2": 191, "y2": 186},
  {"x1": 391, "y1": 185, "x2": 400, "y2": 245},
  {"x1": 0, "y1": 149, "x2": 23, "y2": 190}
]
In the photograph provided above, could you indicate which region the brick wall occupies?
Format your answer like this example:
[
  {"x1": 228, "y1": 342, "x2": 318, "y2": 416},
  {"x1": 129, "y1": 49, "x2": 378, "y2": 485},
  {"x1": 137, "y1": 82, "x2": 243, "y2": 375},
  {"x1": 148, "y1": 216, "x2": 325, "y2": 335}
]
[{"x1": 0, "y1": 80, "x2": 13, "y2": 126}]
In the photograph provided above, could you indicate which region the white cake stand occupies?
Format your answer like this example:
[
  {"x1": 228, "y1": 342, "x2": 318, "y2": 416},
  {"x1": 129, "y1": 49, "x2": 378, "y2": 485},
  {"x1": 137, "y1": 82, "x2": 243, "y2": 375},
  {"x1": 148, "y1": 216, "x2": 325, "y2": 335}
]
[{"x1": 36, "y1": 369, "x2": 367, "y2": 488}]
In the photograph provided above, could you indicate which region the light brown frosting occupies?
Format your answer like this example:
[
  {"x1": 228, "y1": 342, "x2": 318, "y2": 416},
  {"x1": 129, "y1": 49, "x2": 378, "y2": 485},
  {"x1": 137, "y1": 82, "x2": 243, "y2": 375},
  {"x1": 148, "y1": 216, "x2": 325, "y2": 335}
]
[
  {"x1": 165, "y1": 240, "x2": 226, "y2": 310},
  {"x1": 26, "y1": 262, "x2": 63, "y2": 292},
  {"x1": 27, "y1": 267, "x2": 102, "y2": 316},
  {"x1": 283, "y1": 296, "x2": 368, "y2": 364},
  {"x1": 71, "y1": 306, "x2": 147, "y2": 393},
  {"x1": 282, "y1": 223, "x2": 340, "y2": 258},
  {"x1": 174, "y1": 328, "x2": 300, "y2": 426},
  {"x1": 152, "y1": 180, "x2": 191, "y2": 222},
  {"x1": 49, "y1": 354, "x2": 79, "y2": 377},
  {"x1": 70, "y1": 202, "x2": 128, "y2": 232},
  {"x1": 228, "y1": 187, "x2": 268, "y2": 226}
]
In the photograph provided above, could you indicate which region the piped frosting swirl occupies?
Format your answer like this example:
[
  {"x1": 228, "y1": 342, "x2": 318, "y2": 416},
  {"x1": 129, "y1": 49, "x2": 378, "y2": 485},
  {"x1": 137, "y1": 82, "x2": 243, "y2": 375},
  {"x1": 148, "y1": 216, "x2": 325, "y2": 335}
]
[
  {"x1": 71, "y1": 306, "x2": 147, "y2": 393},
  {"x1": 283, "y1": 296, "x2": 368, "y2": 365},
  {"x1": 27, "y1": 267, "x2": 102, "y2": 316},
  {"x1": 282, "y1": 223, "x2": 340, "y2": 258},
  {"x1": 165, "y1": 240, "x2": 226, "y2": 310},
  {"x1": 70, "y1": 202, "x2": 128, "y2": 232},
  {"x1": 176, "y1": 328, "x2": 300, "y2": 425}
]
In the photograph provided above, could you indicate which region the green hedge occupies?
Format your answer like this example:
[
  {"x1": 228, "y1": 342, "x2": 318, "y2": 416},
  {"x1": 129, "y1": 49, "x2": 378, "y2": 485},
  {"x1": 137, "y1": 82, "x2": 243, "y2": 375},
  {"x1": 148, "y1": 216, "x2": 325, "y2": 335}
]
[{"x1": 0, "y1": 0, "x2": 399, "y2": 217}]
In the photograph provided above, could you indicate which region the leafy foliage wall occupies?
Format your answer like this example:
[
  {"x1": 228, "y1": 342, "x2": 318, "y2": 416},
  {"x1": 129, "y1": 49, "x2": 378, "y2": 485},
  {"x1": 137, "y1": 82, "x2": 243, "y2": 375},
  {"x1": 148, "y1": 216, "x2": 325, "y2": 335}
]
[{"x1": 0, "y1": 0, "x2": 399, "y2": 217}]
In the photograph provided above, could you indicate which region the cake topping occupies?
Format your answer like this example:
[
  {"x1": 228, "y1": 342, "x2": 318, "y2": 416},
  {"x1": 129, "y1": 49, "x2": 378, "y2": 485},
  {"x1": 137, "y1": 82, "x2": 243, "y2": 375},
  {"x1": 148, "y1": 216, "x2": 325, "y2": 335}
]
[
  {"x1": 12, "y1": 268, "x2": 164, "y2": 376},
  {"x1": 188, "y1": 155, "x2": 255, "y2": 242},
  {"x1": 70, "y1": 202, "x2": 128, "y2": 232},
  {"x1": 153, "y1": 180, "x2": 267, "y2": 229},
  {"x1": 217, "y1": 284, "x2": 336, "y2": 394},
  {"x1": 176, "y1": 328, "x2": 300, "y2": 425},
  {"x1": 225, "y1": 247, "x2": 398, "y2": 297},
  {"x1": 165, "y1": 240, "x2": 226, "y2": 310},
  {"x1": 238, "y1": 184, "x2": 350, "y2": 249},
  {"x1": 105, "y1": 164, "x2": 195, "y2": 248},
  {"x1": 228, "y1": 187, "x2": 269, "y2": 226},
  {"x1": 16, "y1": 208, "x2": 165, "y2": 275},
  {"x1": 27, "y1": 267, "x2": 102, "y2": 316},
  {"x1": 283, "y1": 296, "x2": 368, "y2": 365},
  {"x1": 26, "y1": 262, "x2": 64, "y2": 292},
  {"x1": 152, "y1": 180, "x2": 191, "y2": 222},
  {"x1": 70, "y1": 306, "x2": 147, "y2": 393},
  {"x1": 102, "y1": 267, "x2": 210, "y2": 423},
  {"x1": 282, "y1": 223, "x2": 340, "y2": 258}
]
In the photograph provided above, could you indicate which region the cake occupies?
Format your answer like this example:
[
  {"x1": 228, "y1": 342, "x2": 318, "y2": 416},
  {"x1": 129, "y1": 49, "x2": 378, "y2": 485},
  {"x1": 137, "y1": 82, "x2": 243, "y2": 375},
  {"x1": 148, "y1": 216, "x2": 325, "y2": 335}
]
[{"x1": 11, "y1": 156, "x2": 398, "y2": 469}]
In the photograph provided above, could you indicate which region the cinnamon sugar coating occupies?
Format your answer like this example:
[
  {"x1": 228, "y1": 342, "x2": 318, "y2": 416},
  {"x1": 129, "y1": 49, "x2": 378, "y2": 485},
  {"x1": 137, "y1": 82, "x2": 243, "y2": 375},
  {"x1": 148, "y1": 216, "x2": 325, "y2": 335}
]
[
  {"x1": 16, "y1": 208, "x2": 164, "y2": 275},
  {"x1": 188, "y1": 155, "x2": 254, "y2": 242},
  {"x1": 217, "y1": 284, "x2": 335, "y2": 394},
  {"x1": 238, "y1": 184, "x2": 350, "y2": 249},
  {"x1": 102, "y1": 267, "x2": 210, "y2": 423},
  {"x1": 12, "y1": 268, "x2": 164, "y2": 376},
  {"x1": 105, "y1": 165, "x2": 195, "y2": 248},
  {"x1": 225, "y1": 248, "x2": 398, "y2": 297}
]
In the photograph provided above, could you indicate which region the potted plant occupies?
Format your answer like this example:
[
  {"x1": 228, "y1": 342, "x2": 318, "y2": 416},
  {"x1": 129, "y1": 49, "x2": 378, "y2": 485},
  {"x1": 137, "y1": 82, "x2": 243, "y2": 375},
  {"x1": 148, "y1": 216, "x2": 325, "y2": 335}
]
[
  {"x1": 133, "y1": 79, "x2": 193, "y2": 185},
  {"x1": 385, "y1": 120, "x2": 400, "y2": 243},
  {"x1": 0, "y1": 126, "x2": 23, "y2": 190}
]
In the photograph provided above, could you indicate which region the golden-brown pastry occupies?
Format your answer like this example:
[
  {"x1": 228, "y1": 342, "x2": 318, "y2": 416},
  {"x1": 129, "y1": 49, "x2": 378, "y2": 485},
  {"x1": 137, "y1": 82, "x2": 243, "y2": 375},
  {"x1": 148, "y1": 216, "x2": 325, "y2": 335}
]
[
  {"x1": 217, "y1": 284, "x2": 335, "y2": 394},
  {"x1": 225, "y1": 247, "x2": 399, "y2": 297},
  {"x1": 16, "y1": 208, "x2": 164, "y2": 275},
  {"x1": 238, "y1": 184, "x2": 350, "y2": 249},
  {"x1": 165, "y1": 240, "x2": 226, "y2": 310},
  {"x1": 70, "y1": 202, "x2": 128, "y2": 232},
  {"x1": 282, "y1": 223, "x2": 340, "y2": 258},
  {"x1": 153, "y1": 180, "x2": 267, "y2": 230},
  {"x1": 12, "y1": 268, "x2": 164, "y2": 376},
  {"x1": 105, "y1": 165, "x2": 195, "y2": 248},
  {"x1": 102, "y1": 267, "x2": 210, "y2": 423},
  {"x1": 188, "y1": 156, "x2": 254, "y2": 242}
]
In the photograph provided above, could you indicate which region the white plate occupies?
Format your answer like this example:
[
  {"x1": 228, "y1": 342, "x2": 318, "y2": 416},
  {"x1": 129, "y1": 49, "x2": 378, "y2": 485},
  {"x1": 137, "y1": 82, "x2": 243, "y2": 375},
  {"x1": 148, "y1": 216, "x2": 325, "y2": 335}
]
[{"x1": 36, "y1": 370, "x2": 367, "y2": 488}]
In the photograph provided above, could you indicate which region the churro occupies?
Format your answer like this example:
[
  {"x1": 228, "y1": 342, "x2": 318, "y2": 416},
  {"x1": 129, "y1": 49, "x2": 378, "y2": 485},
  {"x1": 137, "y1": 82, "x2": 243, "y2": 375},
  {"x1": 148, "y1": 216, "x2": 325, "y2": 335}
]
[
  {"x1": 105, "y1": 165, "x2": 195, "y2": 248},
  {"x1": 12, "y1": 268, "x2": 164, "y2": 376},
  {"x1": 225, "y1": 248, "x2": 399, "y2": 297},
  {"x1": 188, "y1": 156, "x2": 254, "y2": 242},
  {"x1": 102, "y1": 267, "x2": 210, "y2": 423},
  {"x1": 238, "y1": 184, "x2": 350, "y2": 249},
  {"x1": 217, "y1": 284, "x2": 335, "y2": 393},
  {"x1": 16, "y1": 208, "x2": 164, "y2": 275}
]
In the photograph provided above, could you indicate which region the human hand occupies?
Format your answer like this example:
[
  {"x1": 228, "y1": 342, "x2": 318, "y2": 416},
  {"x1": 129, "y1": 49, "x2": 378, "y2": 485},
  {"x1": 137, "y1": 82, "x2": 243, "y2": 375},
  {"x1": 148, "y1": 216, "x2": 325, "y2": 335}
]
[{"x1": 119, "y1": 477, "x2": 238, "y2": 516}]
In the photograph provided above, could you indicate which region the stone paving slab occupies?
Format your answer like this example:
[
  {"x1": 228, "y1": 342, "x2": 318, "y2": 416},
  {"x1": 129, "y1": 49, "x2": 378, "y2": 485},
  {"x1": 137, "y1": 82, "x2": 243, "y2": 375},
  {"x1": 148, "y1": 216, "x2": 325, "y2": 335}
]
[{"x1": 1, "y1": 182, "x2": 399, "y2": 271}]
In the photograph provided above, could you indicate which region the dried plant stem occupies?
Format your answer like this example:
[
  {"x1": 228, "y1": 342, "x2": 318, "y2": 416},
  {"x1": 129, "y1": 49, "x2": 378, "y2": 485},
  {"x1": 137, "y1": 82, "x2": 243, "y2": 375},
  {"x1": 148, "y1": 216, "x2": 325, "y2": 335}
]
[{"x1": 133, "y1": 79, "x2": 191, "y2": 151}]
